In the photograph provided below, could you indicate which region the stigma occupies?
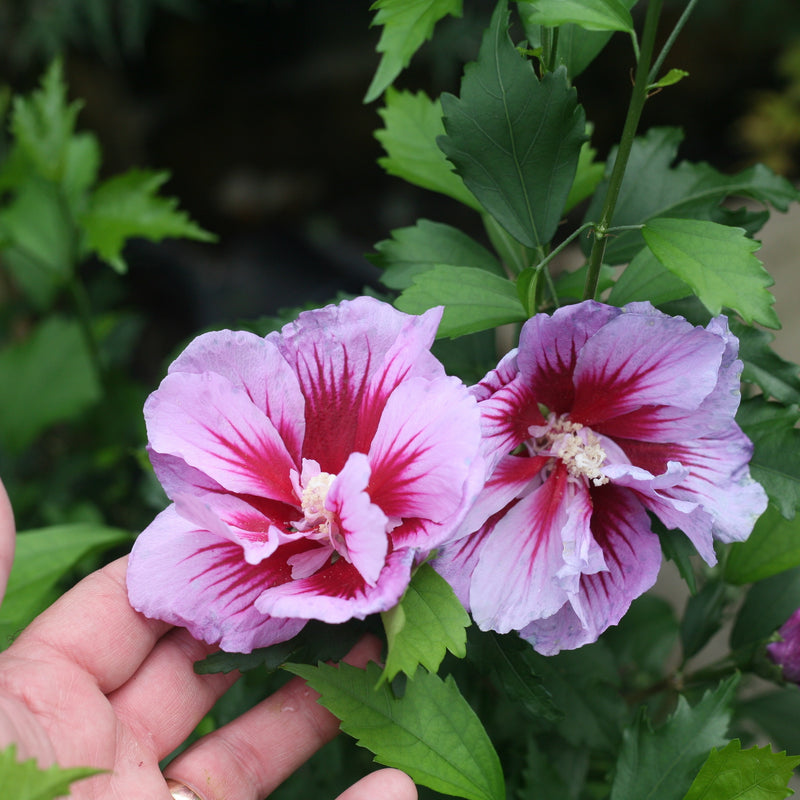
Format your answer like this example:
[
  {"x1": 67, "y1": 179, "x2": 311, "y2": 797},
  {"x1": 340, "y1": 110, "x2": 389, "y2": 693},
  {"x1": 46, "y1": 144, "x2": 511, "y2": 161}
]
[{"x1": 531, "y1": 415, "x2": 609, "y2": 486}]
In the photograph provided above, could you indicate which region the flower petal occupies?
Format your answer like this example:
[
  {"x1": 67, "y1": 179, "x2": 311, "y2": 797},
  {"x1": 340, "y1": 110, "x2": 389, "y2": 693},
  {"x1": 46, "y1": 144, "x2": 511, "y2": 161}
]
[
  {"x1": 519, "y1": 486, "x2": 661, "y2": 655},
  {"x1": 570, "y1": 309, "x2": 725, "y2": 426},
  {"x1": 167, "y1": 329, "x2": 307, "y2": 463},
  {"x1": 146, "y1": 371, "x2": 297, "y2": 504},
  {"x1": 517, "y1": 300, "x2": 622, "y2": 414},
  {"x1": 272, "y1": 297, "x2": 441, "y2": 474},
  {"x1": 127, "y1": 505, "x2": 306, "y2": 652},
  {"x1": 367, "y1": 375, "x2": 483, "y2": 527},
  {"x1": 254, "y1": 547, "x2": 415, "y2": 623},
  {"x1": 327, "y1": 452, "x2": 389, "y2": 586},
  {"x1": 468, "y1": 466, "x2": 592, "y2": 633}
]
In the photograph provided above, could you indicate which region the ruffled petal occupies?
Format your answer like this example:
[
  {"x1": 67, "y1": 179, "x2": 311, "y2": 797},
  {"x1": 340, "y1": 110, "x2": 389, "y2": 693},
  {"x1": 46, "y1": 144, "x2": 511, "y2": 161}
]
[
  {"x1": 570, "y1": 310, "x2": 725, "y2": 426},
  {"x1": 468, "y1": 466, "x2": 592, "y2": 633},
  {"x1": 254, "y1": 547, "x2": 415, "y2": 623},
  {"x1": 272, "y1": 297, "x2": 441, "y2": 474},
  {"x1": 327, "y1": 452, "x2": 389, "y2": 586},
  {"x1": 519, "y1": 486, "x2": 661, "y2": 655},
  {"x1": 367, "y1": 375, "x2": 483, "y2": 526},
  {"x1": 146, "y1": 371, "x2": 297, "y2": 504},
  {"x1": 167, "y1": 329, "x2": 307, "y2": 463},
  {"x1": 517, "y1": 301, "x2": 622, "y2": 414},
  {"x1": 127, "y1": 505, "x2": 306, "y2": 652}
]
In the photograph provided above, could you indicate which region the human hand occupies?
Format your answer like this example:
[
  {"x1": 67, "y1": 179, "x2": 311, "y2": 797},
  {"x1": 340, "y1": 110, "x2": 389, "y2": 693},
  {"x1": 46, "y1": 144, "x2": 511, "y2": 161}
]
[{"x1": 0, "y1": 480, "x2": 416, "y2": 800}]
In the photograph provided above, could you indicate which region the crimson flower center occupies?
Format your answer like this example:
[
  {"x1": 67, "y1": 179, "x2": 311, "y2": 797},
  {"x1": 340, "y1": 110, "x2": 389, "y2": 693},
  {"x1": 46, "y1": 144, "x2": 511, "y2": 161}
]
[{"x1": 531, "y1": 414, "x2": 609, "y2": 487}]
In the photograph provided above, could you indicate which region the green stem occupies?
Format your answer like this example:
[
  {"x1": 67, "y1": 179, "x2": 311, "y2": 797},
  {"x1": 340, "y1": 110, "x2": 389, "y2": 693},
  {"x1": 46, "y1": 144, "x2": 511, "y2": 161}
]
[
  {"x1": 535, "y1": 222, "x2": 595, "y2": 274},
  {"x1": 68, "y1": 274, "x2": 104, "y2": 383},
  {"x1": 583, "y1": 0, "x2": 663, "y2": 300},
  {"x1": 649, "y1": 0, "x2": 701, "y2": 83}
]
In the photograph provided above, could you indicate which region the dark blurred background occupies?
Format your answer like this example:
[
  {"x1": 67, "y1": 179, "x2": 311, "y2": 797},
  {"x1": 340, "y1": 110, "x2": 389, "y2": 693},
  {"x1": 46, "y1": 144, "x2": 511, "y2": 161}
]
[{"x1": 2, "y1": 0, "x2": 800, "y2": 373}]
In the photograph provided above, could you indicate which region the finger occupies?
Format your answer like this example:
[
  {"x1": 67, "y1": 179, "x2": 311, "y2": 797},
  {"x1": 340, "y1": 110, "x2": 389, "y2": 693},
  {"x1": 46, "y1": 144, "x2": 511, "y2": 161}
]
[
  {"x1": 336, "y1": 769, "x2": 417, "y2": 800},
  {"x1": 10, "y1": 556, "x2": 172, "y2": 693},
  {"x1": 0, "y1": 478, "x2": 15, "y2": 604},
  {"x1": 164, "y1": 635, "x2": 382, "y2": 800},
  {"x1": 107, "y1": 626, "x2": 238, "y2": 758}
]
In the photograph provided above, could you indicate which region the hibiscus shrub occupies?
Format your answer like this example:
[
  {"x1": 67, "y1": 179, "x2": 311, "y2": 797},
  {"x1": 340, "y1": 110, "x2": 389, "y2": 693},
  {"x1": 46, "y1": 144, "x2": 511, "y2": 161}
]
[{"x1": 6, "y1": 2, "x2": 800, "y2": 800}]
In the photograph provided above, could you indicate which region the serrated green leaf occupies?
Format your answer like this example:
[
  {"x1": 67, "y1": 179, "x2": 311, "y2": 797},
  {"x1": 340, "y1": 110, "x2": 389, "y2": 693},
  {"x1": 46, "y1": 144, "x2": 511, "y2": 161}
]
[
  {"x1": 370, "y1": 218, "x2": 504, "y2": 290},
  {"x1": 380, "y1": 563, "x2": 470, "y2": 683},
  {"x1": 608, "y1": 246, "x2": 693, "y2": 307},
  {"x1": 564, "y1": 130, "x2": 605, "y2": 212},
  {"x1": 0, "y1": 523, "x2": 130, "y2": 648},
  {"x1": 467, "y1": 630, "x2": 562, "y2": 721},
  {"x1": 642, "y1": 217, "x2": 778, "y2": 328},
  {"x1": 375, "y1": 88, "x2": 480, "y2": 210},
  {"x1": 365, "y1": 0, "x2": 462, "y2": 103},
  {"x1": 651, "y1": 68, "x2": 690, "y2": 90},
  {"x1": 683, "y1": 740, "x2": 800, "y2": 800},
  {"x1": 680, "y1": 580, "x2": 729, "y2": 660},
  {"x1": 729, "y1": 566, "x2": 800, "y2": 650},
  {"x1": 0, "y1": 744, "x2": 102, "y2": 800},
  {"x1": 285, "y1": 661, "x2": 505, "y2": 800},
  {"x1": 737, "y1": 397, "x2": 800, "y2": 520},
  {"x1": 525, "y1": 0, "x2": 634, "y2": 33},
  {"x1": 736, "y1": 688, "x2": 800, "y2": 757},
  {"x1": 519, "y1": 0, "x2": 638, "y2": 79},
  {"x1": 610, "y1": 676, "x2": 738, "y2": 800},
  {"x1": 396, "y1": 265, "x2": 526, "y2": 337},
  {"x1": 438, "y1": 1, "x2": 586, "y2": 249},
  {"x1": 81, "y1": 169, "x2": 214, "y2": 273},
  {"x1": 583, "y1": 127, "x2": 800, "y2": 264},
  {"x1": 10, "y1": 59, "x2": 81, "y2": 183},
  {"x1": 731, "y1": 320, "x2": 800, "y2": 405},
  {"x1": 0, "y1": 316, "x2": 101, "y2": 454},
  {"x1": 726, "y1": 507, "x2": 800, "y2": 585}
]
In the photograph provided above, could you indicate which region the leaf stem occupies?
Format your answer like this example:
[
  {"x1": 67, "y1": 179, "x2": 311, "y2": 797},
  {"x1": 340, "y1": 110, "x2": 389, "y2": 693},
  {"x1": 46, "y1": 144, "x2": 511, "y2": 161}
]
[
  {"x1": 649, "y1": 0, "x2": 701, "y2": 83},
  {"x1": 583, "y1": 0, "x2": 663, "y2": 300}
]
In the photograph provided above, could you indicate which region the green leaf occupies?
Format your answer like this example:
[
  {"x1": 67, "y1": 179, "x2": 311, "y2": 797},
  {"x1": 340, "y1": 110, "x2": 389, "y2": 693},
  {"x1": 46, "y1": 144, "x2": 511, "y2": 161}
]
[
  {"x1": 651, "y1": 68, "x2": 690, "y2": 90},
  {"x1": 365, "y1": 0, "x2": 463, "y2": 103},
  {"x1": 375, "y1": 88, "x2": 480, "y2": 210},
  {"x1": 726, "y1": 507, "x2": 800, "y2": 585},
  {"x1": 642, "y1": 217, "x2": 778, "y2": 328},
  {"x1": 81, "y1": 169, "x2": 214, "y2": 273},
  {"x1": 285, "y1": 661, "x2": 505, "y2": 800},
  {"x1": 729, "y1": 566, "x2": 800, "y2": 650},
  {"x1": 519, "y1": 0, "x2": 638, "y2": 79},
  {"x1": 9, "y1": 59, "x2": 82, "y2": 183},
  {"x1": 526, "y1": 640, "x2": 626, "y2": 749},
  {"x1": 736, "y1": 688, "x2": 800, "y2": 757},
  {"x1": 731, "y1": 320, "x2": 800, "y2": 405},
  {"x1": 737, "y1": 397, "x2": 800, "y2": 520},
  {"x1": 683, "y1": 740, "x2": 800, "y2": 800},
  {"x1": 680, "y1": 580, "x2": 729, "y2": 660},
  {"x1": 553, "y1": 261, "x2": 615, "y2": 302},
  {"x1": 564, "y1": 129, "x2": 606, "y2": 212},
  {"x1": 370, "y1": 219, "x2": 504, "y2": 290},
  {"x1": 0, "y1": 177, "x2": 75, "y2": 305},
  {"x1": 467, "y1": 630, "x2": 562, "y2": 721},
  {"x1": 524, "y1": 0, "x2": 634, "y2": 33},
  {"x1": 583, "y1": 127, "x2": 800, "y2": 264},
  {"x1": 610, "y1": 676, "x2": 738, "y2": 800},
  {"x1": 656, "y1": 519, "x2": 698, "y2": 594},
  {"x1": 0, "y1": 523, "x2": 130, "y2": 647},
  {"x1": 380, "y1": 563, "x2": 470, "y2": 683},
  {"x1": 438, "y1": 1, "x2": 586, "y2": 249},
  {"x1": 396, "y1": 265, "x2": 526, "y2": 337},
  {"x1": 608, "y1": 246, "x2": 693, "y2": 307},
  {"x1": 0, "y1": 743, "x2": 102, "y2": 800},
  {"x1": 0, "y1": 316, "x2": 101, "y2": 454}
]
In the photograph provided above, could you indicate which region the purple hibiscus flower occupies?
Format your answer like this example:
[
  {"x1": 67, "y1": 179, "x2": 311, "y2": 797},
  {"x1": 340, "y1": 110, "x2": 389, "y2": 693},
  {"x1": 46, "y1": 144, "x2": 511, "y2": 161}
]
[
  {"x1": 768, "y1": 609, "x2": 800, "y2": 683},
  {"x1": 434, "y1": 300, "x2": 767, "y2": 655},
  {"x1": 127, "y1": 297, "x2": 484, "y2": 653}
]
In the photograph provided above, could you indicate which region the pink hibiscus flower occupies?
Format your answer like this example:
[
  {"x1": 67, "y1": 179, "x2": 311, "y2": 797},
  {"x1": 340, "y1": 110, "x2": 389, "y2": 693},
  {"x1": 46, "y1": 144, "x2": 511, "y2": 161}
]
[
  {"x1": 127, "y1": 297, "x2": 484, "y2": 653},
  {"x1": 434, "y1": 300, "x2": 767, "y2": 655}
]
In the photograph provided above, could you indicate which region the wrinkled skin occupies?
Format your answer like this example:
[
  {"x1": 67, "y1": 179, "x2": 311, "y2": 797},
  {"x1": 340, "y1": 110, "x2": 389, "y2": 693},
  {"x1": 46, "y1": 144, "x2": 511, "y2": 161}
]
[{"x1": 0, "y1": 479, "x2": 415, "y2": 800}]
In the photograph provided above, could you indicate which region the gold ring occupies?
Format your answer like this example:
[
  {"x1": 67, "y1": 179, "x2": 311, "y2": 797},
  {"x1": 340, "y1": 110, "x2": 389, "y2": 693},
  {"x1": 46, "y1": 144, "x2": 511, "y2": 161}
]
[{"x1": 165, "y1": 778, "x2": 205, "y2": 800}]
